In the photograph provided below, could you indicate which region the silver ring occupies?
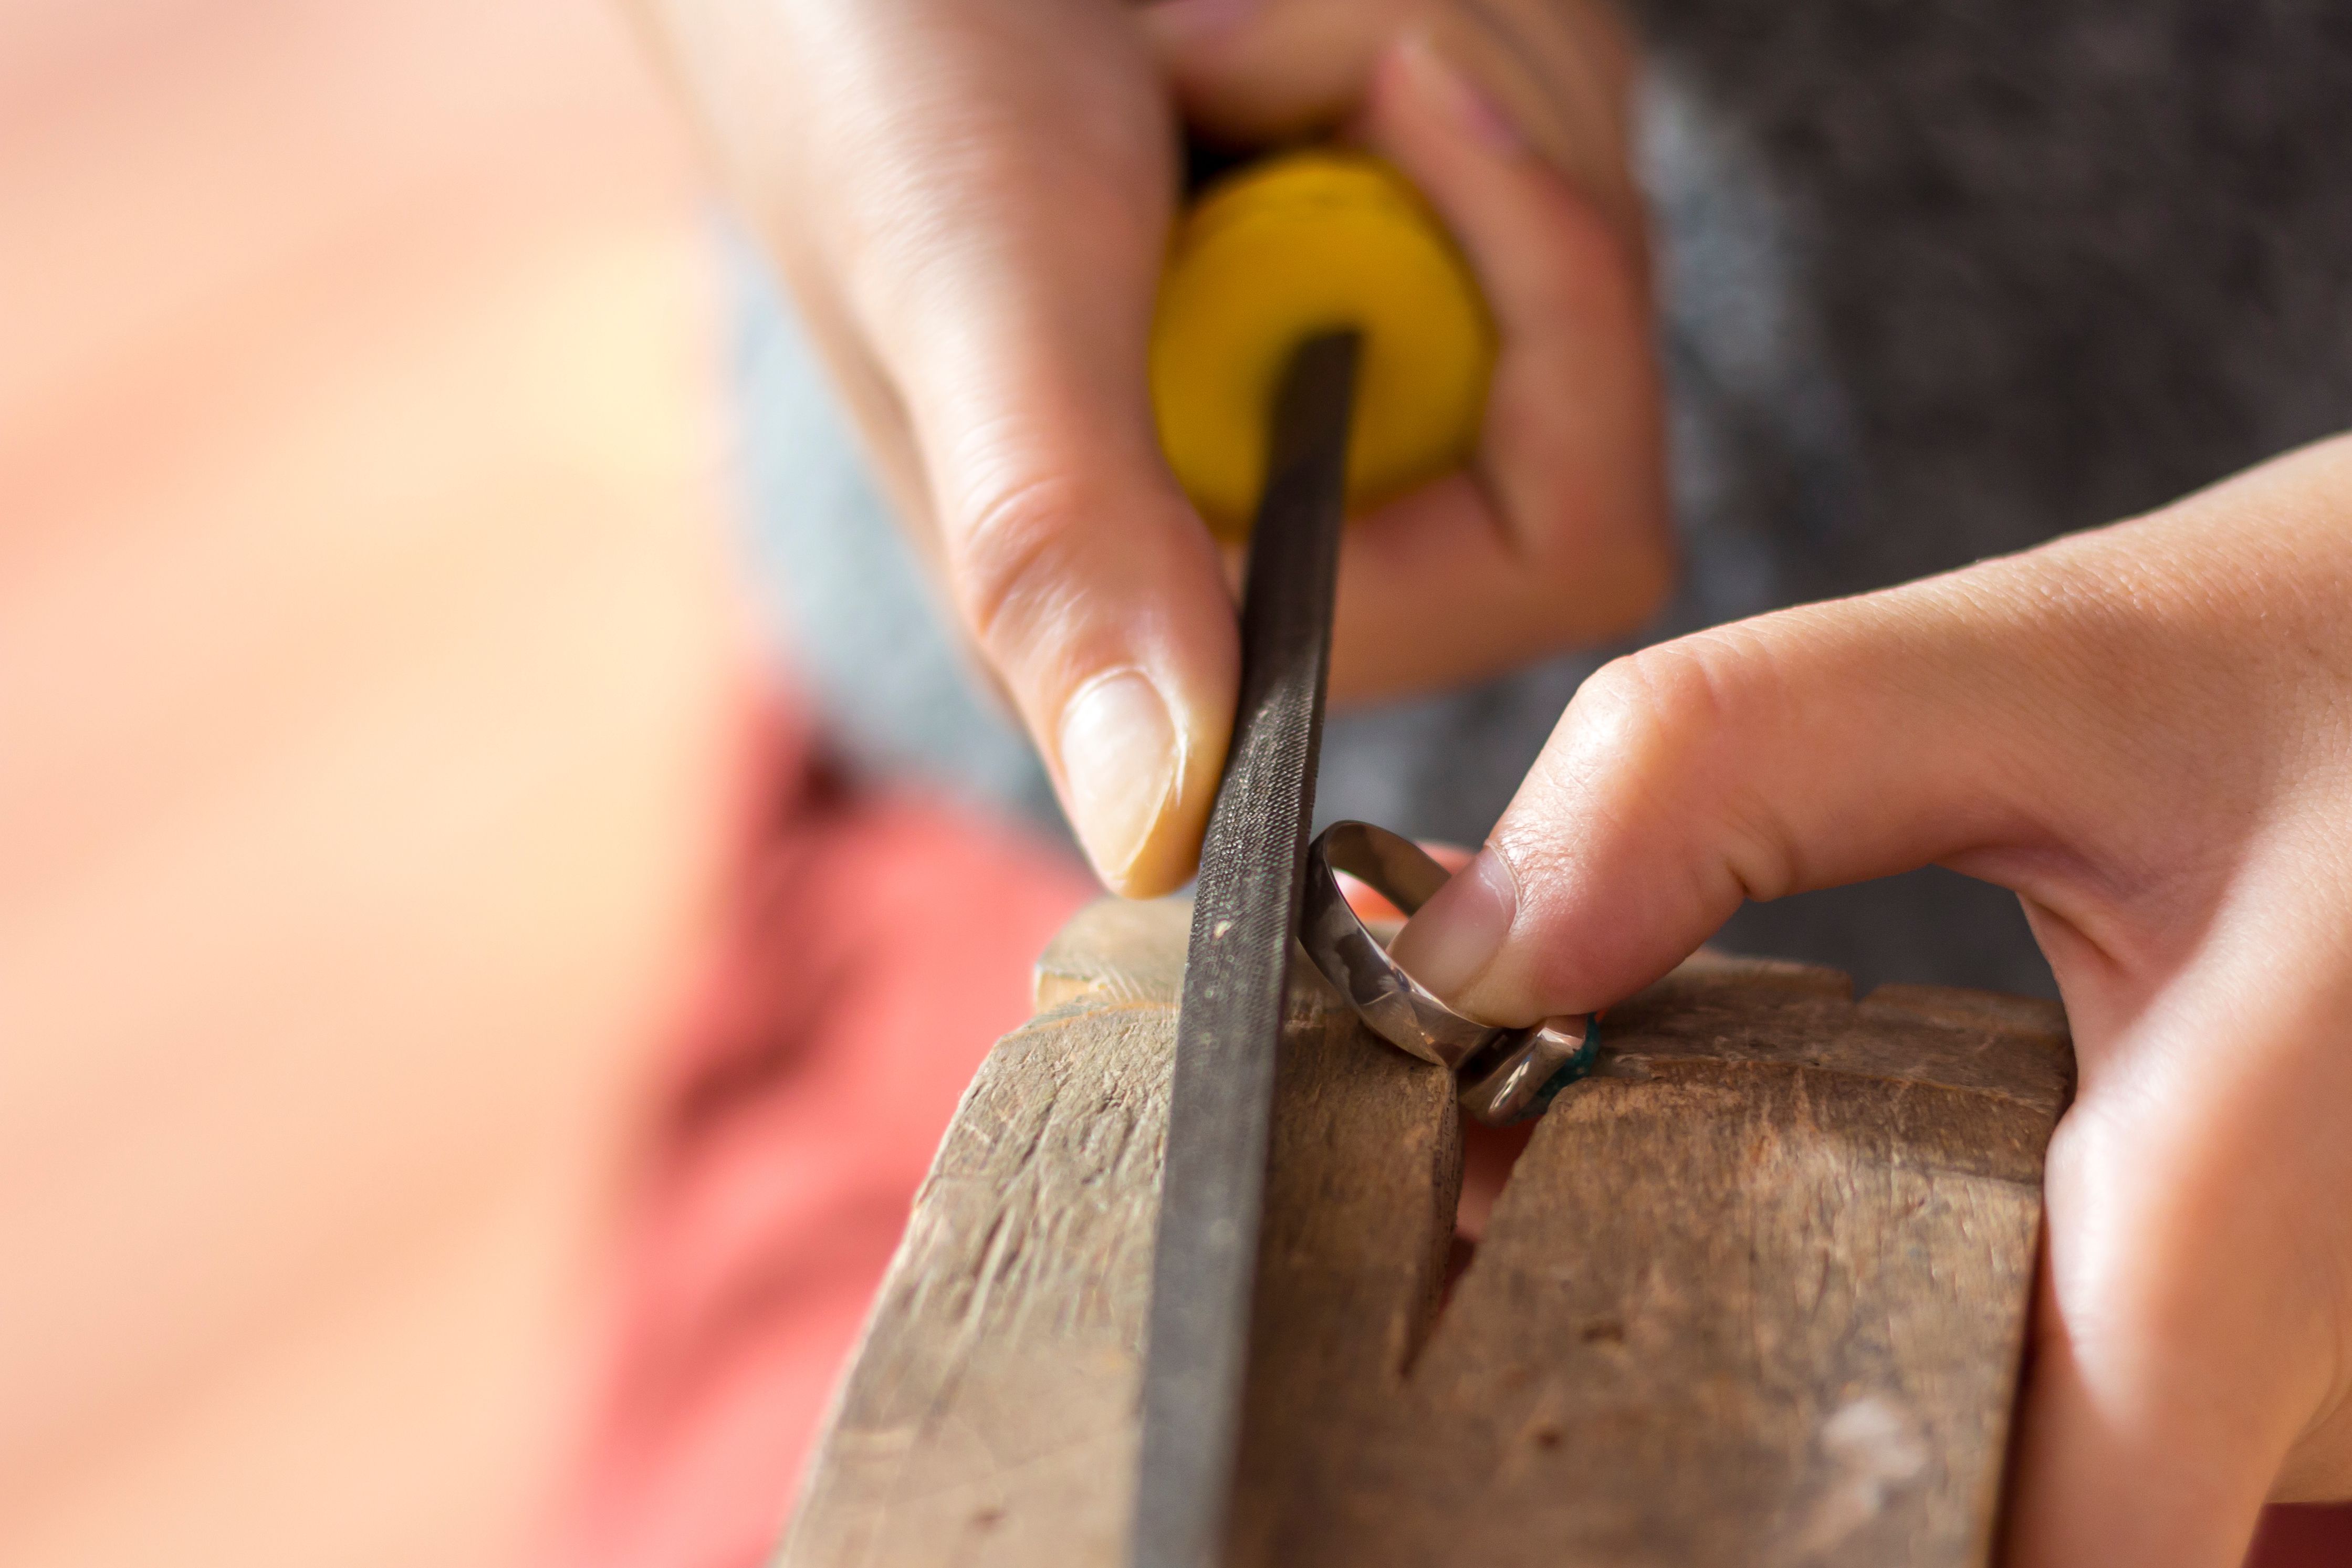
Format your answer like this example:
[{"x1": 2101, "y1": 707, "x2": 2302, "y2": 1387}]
[
  {"x1": 1300, "y1": 821, "x2": 1596, "y2": 1125},
  {"x1": 1300, "y1": 821, "x2": 1493, "y2": 1071}
]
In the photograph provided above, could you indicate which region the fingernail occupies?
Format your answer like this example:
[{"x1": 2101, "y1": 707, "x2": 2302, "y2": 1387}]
[
  {"x1": 1394, "y1": 32, "x2": 1527, "y2": 158},
  {"x1": 1058, "y1": 669, "x2": 1182, "y2": 889},
  {"x1": 1390, "y1": 847, "x2": 1518, "y2": 1000}
]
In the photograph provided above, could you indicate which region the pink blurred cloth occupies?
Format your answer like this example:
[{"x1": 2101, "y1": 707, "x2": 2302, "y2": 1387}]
[
  {"x1": 555, "y1": 701, "x2": 1094, "y2": 1568},
  {"x1": 557, "y1": 698, "x2": 2352, "y2": 1568}
]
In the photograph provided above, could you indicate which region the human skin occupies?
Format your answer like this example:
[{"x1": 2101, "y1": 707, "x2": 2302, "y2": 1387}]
[
  {"x1": 1390, "y1": 435, "x2": 2352, "y2": 1565},
  {"x1": 634, "y1": 0, "x2": 1674, "y2": 895}
]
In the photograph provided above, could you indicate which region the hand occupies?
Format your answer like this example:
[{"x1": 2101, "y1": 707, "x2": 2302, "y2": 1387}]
[
  {"x1": 1391, "y1": 434, "x2": 2352, "y2": 1564},
  {"x1": 635, "y1": 0, "x2": 1672, "y2": 894}
]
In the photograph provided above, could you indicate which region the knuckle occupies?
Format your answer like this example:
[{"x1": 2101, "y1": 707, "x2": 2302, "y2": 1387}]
[
  {"x1": 1574, "y1": 640, "x2": 1743, "y2": 771},
  {"x1": 946, "y1": 468, "x2": 1093, "y2": 675},
  {"x1": 1561, "y1": 632, "x2": 1802, "y2": 902},
  {"x1": 1501, "y1": 651, "x2": 1704, "y2": 881}
]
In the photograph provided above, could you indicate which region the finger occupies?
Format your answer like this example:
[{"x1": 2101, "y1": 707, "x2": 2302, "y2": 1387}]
[
  {"x1": 1385, "y1": 434, "x2": 2352, "y2": 1020},
  {"x1": 1142, "y1": 0, "x2": 1416, "y2": 143},
  {"x1": 1146, "y1": 0, "x2": 1639, "y2": 213},
  {"x1": 1324, "y1": 28, "x2": 1670, "y2": 698},
  {"x1": 2005, "y1": 948, "x2": 2352, "y2": 1565},
  {"x1": 1384, "y1": 552, "x2": 2141, "y2": 1024},
  {"x1": 1395, "y1": 0, "x2": 1647, "y2": 237},
  {"x1": 897, "y1": 285, "x2": 1238, "y2": 900},
  {"x1": 758, "y1": 0, "x2": 1238, "y2": 895}
]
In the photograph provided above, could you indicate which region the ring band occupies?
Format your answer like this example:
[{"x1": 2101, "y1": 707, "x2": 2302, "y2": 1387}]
[
  {"x1": 1300, "y1": 821, "x2": 1493, "y2": 1071},
  {"x1": 1300, "y1": 821, "x2": 1596, "y2": 1125}
]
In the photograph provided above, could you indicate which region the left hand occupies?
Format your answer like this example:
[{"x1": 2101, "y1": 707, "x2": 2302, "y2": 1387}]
[
  {"x1": 635, "y1": 0, "x2": 1672, "y2": 894},
  {"x1": 1153, "y1": 0, "x2": 1674, "y2": 697},
  {"x1": 1393, "y1": 434, "x2": 2352, "y2": 1565}
]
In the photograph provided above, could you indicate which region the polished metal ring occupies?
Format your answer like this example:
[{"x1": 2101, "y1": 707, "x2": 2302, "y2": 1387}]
[{"x1": 1300, "y1": 821, "x2": 1596, "y2": 1126}]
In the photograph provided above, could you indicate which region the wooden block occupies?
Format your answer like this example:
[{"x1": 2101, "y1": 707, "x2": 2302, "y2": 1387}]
[{"x1": 780, "y1": 898, "x2": 2073, "y2": 1568}]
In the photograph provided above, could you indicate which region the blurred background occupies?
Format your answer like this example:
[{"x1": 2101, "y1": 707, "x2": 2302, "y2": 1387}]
[{"x1": 4, "y1": 1, "x2": 1087, "y2": 1563}]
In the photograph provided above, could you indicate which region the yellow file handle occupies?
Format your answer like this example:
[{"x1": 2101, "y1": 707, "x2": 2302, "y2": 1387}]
[{"x1": 1149, "y1": 149, "x2": 1497, "y2": 541}]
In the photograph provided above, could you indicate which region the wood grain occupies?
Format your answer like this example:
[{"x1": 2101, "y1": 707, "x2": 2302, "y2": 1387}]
[{"x1": 780, "y1": 898, "x2": 2072, "y2": 1568}]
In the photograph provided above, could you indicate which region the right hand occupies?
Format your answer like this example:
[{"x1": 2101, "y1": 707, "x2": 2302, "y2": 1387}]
[
  {"x1": 1389, "y1": 435, "x2": 2352, "y2": 1565},
  {"x1": 636, "y1": 0, "x2": 1675, "y2": 894}
]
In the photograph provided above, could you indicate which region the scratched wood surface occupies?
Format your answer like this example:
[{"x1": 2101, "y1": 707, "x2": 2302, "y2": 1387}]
[{"x1": 778, "y1": 897, "x2": 2073, "y2": 1568}]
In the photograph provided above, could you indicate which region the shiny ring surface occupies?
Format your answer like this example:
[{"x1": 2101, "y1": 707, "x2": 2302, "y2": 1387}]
[
  {"x1": 1300, "y1": 821, "x2": 1597, "y2": 1125},
  {"x1": 1300, "y1": 821, "x2": 1496, "y2": 1071}
]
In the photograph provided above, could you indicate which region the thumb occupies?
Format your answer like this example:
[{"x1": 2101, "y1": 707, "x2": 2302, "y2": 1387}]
[
  {"x1": 816, "y1": 1, "x2": 1239, "y2": 895},
  {"x1": 899, "y1": 311, "x2": 1239, "y2": 898},
  {"x1": 1388, "y1": 560, "x2": 2120, "y2": 1022}
]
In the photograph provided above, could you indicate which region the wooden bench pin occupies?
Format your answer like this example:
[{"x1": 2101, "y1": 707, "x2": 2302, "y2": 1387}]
[{"x1": 780, "y1": 889, "x2": 2073, "y2": 1567}]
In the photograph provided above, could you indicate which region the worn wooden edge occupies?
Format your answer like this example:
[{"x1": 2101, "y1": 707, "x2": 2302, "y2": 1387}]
[
  {"x1": 1037, "y1": 898, "x2": 2073, "y2": 1112},
  {"x1": 1034, "y1": 895, "x2": 1195, "y2": 1010},
  {"x1": 784, "y1": 895, "x2": 2076, "y2": 1568},
  {"x1": 776, "y1": 994, "x2": 1178, "y2": 1565}
]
